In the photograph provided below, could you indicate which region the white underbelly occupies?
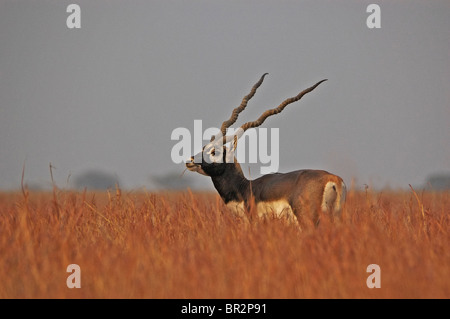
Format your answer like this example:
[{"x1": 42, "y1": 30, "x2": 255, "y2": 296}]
[
  {"x1": 256, "y1": 199, "x2": 294, "y2": 219},
  {"x1": 226, "y1": 199, "x2": 296, "y2": 222},
  {"x1": 226, "y1": 201, "x2": 246, "y2": 217}
]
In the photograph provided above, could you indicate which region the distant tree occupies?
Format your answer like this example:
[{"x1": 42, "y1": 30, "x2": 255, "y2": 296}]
[
  {"x1": 151, "y1": 172, "x2": 192, "y2": 190},
  {"x1": 73, "y1": 170, "x2": 120, "y2": 190},
  {"x1": 425, "y1": 173, "x2": 450, "y2": 190},
  {"x1": 150, "y1": 171, "x2": 210, "y2": 190}
]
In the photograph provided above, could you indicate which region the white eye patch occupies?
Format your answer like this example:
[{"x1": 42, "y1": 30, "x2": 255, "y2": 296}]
[{"x1": 203, "y1": 143, "x2": 223, "y2": 164}]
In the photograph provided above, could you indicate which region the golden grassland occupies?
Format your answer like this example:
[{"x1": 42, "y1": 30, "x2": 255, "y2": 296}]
[{"x1": 0, "y1": 187, "x2": 448, "y2": 298}]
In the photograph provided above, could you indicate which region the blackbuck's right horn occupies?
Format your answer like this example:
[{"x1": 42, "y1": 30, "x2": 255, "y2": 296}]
[{"x1": 213, "y1": 76, "x2": 327, "y2": 148}]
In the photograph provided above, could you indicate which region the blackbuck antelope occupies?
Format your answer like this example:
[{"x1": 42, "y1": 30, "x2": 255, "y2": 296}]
[{"x1": 186, "y1": 73, "x2": 346, "y2": 225}]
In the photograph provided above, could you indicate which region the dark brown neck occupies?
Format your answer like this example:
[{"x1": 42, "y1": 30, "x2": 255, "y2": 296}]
[{"x1": 210, "y1": 163, "x2": 251, "y2": 204}]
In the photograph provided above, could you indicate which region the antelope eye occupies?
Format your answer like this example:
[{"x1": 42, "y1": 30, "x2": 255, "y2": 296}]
[{"x1": 207, "y1": 147, "x2": 221, "y2": 156}]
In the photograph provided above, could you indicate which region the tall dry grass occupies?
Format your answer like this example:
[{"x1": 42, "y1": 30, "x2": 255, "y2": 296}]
[{"x1": 0, "y1": 187, "x2": 448, "y2": 298}]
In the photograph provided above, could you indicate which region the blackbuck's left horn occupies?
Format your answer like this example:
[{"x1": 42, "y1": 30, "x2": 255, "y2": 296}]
[{"x1": 211, "y1": 73, "x2": 268, "y2": 142}]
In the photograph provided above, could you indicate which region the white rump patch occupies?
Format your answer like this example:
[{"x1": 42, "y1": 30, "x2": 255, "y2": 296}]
[{"x1": 321, "y1": 181, "x2": 338, "y2": 212}]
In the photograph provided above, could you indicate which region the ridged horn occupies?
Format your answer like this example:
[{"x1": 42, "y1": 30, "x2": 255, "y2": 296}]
[{"x1": 211, "y1": 73, "x2": 268, "y2": 142}]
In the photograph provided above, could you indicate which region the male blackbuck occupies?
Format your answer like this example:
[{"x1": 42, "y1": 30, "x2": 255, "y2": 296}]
[{"x1": 186, "y1": 73, "x2": 346, "y2": 225}]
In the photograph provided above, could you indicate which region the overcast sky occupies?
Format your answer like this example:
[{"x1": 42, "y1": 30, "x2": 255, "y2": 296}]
[{"x1": 0, "y1": 0, "x2": 449, "y2": 191}]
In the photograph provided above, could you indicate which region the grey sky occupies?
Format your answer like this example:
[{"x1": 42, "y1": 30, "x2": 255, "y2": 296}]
[{"x1": 0, "y1": 1, "x2": 449, "y2": 191}]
